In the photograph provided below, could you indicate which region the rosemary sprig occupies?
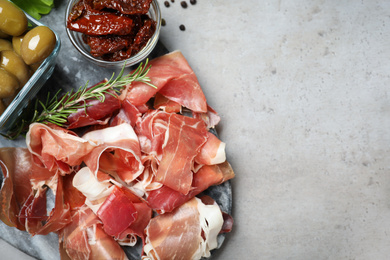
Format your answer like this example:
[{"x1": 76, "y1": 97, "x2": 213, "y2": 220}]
[{"x1": 6, "y1": 60, "x2": 155, "y2": 139}]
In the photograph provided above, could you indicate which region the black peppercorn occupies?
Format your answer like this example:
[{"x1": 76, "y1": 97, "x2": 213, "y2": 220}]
[
  {"x1": 190, "y1": 0, "x2": 196, "y2": 4},
  {"x1": 179, "y1": 24, "x2": 186, "y2": 31},
  {"x1": 180, "y1": 1, "x2": 188, "y2": 8},
  {"x1": 164, "y1": 1, "x2": 170, "y2": 7}
]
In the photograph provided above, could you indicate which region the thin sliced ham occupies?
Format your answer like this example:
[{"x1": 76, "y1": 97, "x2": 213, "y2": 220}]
[
  {"x1": 153, "y1": 92, "x2": 182, "y2": 113},
  {"x1": 192, "y1": 105, "x2": 221, "y2": 129},
  {"x1": 143, "y1": 196, "x2": 224, "y2": 260},
  {"x1": 82, "y1": 123, "x2": 144, "y2": 184},
  {"x1": 66, "y1": 81, "x2": 122, "y2": 129},
  {"x1": 96, "y1": 186, "x2": 138, "y2": 237},
  {"x1": 195, "y1": 131, "x2": 226, "y2": 165},
  {"x1": 0, "y1": 50, "x2": 235, "y2": 260},
  {"x1": 126, "y1": 51, "x2": 207, "y2": 112},
  {"x1": 155, "y1": 114, "x2": 208, "y2": 195},
  {"x1": 110, "y1": 99, "x2": 142, "y2": 128},
  {"x1": 59, "y1": 206, "x2": 128, "y2": 260},
  {"x1": 0, "y1": 147, "x2": 72, "y2": 235},
  {"x1": 147, "y1": 161, "x2": 235, "y2": 213},
  {"x1": 26, "y1": 123, "x2": 95, "y2": 174}
]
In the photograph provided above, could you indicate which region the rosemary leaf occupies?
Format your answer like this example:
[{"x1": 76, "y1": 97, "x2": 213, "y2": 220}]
[{"x1": 7, "y1": 59, "x2": 155, "y2": 139}]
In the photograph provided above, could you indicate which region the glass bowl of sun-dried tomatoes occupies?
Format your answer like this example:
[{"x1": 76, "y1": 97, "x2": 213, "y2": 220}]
[{"x1": 65, "y1": 0, "x2": 161, "y2": 68}]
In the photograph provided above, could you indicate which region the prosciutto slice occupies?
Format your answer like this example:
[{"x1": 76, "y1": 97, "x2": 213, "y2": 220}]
[
  {"x1": 59, "y1": 206, "x2": 128, "y2": 260},
  {"x1": 26, "y1": 123, "x2": 95, "y2": 174},
  {"x1": 126, "y1": 51, "x2": 207, "y2": 112},
  {"x1": 66, "y1": 84, "x2": 122, "y2": 129},
  {"x1": 82, "y1": 123, "x2": 144, "y2": 184},
  {"x1": 195, "y1": 131, "x2": 226, "y2": 165},
  {"x1": 143, "y1": 196, "x2": 224, "y2": 260},
  {"x1": 0, "y1": 147, "x2": 72, "y2": 235},
  {"x1": 96, "y1": 186, "x2": 138, "y2": 237},
  {"x1": 147, "y1": 161, "x2": 235, "y2": 213},
  {"x1": 155, "y1": 114, "x2": 208, "y2": 195}
]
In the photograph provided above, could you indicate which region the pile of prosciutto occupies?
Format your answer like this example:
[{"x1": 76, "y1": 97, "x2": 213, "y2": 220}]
[{"x1": 0, "y1": 51, "x2": 234, "y2": 260}]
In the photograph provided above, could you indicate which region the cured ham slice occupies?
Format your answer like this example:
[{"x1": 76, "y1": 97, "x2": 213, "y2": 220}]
[
  {"x1": 66, "y1": 85, "x2": 122, "y2": 129},
  {"x1": 26, "y1": 174, "x2": 72, "y2": 236},
  {"x1": 108, "y1": 187, "x2": 152, "y2": 244},
  {"x1": 147, "y1": 161, "x2": 235, "y2": 213},
  {"x1": 135, "y1": 110, "x2": 170, "y2": 157},
  {"x1": 153, "y1": 92, "x2": 182, "y2": 113},
  {"x1": 59, "y1": 206, "x2": 128, "y2": 260},
  {"x1": 82, "y1": 123, "x2": 144, "y2": 184},
  {"x1": 126, "y1": 51, "x2": 207, "y2": 112},
  {"x1": 155, "y1": 114, "x2": 208, "y2": 195},
  {"x1": 110, "y1": 99, "x2": 142, "y2": 128},
  {"x1": 143, "y1": 196, "x2": 224, "y2": 260},
  {"x1": 26, "y1": 123, "x2": 95, "y2": 174},
  {"x1": 0, "y1": 147, "x2": 72, "y2": 235},
  {"x1": 73, "y1": 167, "x2": 115, "y2": 213},
  {"x1": 195, "y1": 131, "x2": 226, "y2": 165},
  {"x1": 96, "y1": 186, "x2": 138, "y2": 237},
  {"x1": 192, "y1": 105, "x2": 221, "y2": 129}
]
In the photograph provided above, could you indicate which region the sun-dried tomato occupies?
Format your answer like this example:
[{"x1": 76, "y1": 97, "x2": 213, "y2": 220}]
[
  {"x1": 67, "y1": 0, "x2": 156, "y2": 61},
  {"x1": 133, "y1": 19, "x2": 156, "y2": 52},
  {"x1": 68, "y1": 14, "x2": 134, "y2": 36},
  {"x1": 92, "y1": 0, "x2": 153, "y2": 14},
  {"x1": 83, "y1": 35, "x2": 133, "y2": 57}
]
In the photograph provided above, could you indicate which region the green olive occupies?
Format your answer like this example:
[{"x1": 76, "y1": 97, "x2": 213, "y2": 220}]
[
  {"x1": 0, "y1": 39, "x2": 12, "y2": 52},
  {"x1": 0, "y1": 30, "x2": 9, "y2": 39},
  {"x1": 0, "y1": 99, "x2": 6, "y2": 115},
  {"x1": 12, "y1": 34, "x2": 25, "y2": 55},
  {"x1": 29, "y1": 61, "x2": 42, "y2": 73},
  {"x1": 0, "y1": 50, "x2": 29, "y2": 86},
  {"x1": 20, "y1": 26, "x2": 56, "y2": 65},
  {"x1": 0, "y1": 0, "x2": 27, "y2": 36},
  {"x1": 0, "y1": 68, "x2": 18, "y2": 98}
]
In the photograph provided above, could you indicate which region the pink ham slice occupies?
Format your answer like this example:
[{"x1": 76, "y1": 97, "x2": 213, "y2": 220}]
[
  {"x1": 96, "y1": 186, "x2": 138, "y2": 237},
  {"x1": 81, "y1": 123, "x2": 144, "y2": 184},
  {"x1": 155, "y1": 114, "x2": 208, "y2": 195},
  {"x1": 110, "y1": 99, "x2": 142, "y2": 128},
  {"x1": 59, "y1": 206, "x2": 128, "y2": 260},
  {"x1": 144, "y1": 198, "x2": 202, "y2": 260},
  {"x1": 66, "y1": 80, "x2": 122, "y2": 129},
  {"x1": 143, "y1": 196, "x2": 226, "y2": 260},
  {"x1": 153, "y1": 92, "x2": 182, "y2": 113},
  {"x1": 195, "y1": 131, "x2": 226, "y2": 165},
  {"x1": 26, "y1": 123, "x2": 95, "y2": 174},
  {"x1": 147, "y1": 161, "x2": 235, "y2": 213},
  {"x1": 0, "y1": 147, "x2": 72, "y2": 235},
  {"x1": 125, "y1": 51, "x2": 207, "y2": 112}
]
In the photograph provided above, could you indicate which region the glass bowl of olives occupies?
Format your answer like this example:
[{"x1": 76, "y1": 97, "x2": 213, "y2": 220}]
[
  {"x1": 65, "y1": 0, "x2": 161, "y2": 68},
  {"x1": 0, "y1": 0, "x2": 60, "y2": 138}
]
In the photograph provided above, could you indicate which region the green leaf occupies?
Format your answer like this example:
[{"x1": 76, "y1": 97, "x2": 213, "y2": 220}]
[{"x1": 11, "y1": 0, "x2": 54, "y2": 20}]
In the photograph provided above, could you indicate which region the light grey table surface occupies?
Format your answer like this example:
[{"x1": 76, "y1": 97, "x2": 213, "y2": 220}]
[{"x1": 1, "y1": 0, "x2": 390, "y2": 259}]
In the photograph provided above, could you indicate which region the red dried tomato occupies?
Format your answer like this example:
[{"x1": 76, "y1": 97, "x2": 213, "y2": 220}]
[{"x1": 67, "y1": 0, "x2": 156, "y2": 61}]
